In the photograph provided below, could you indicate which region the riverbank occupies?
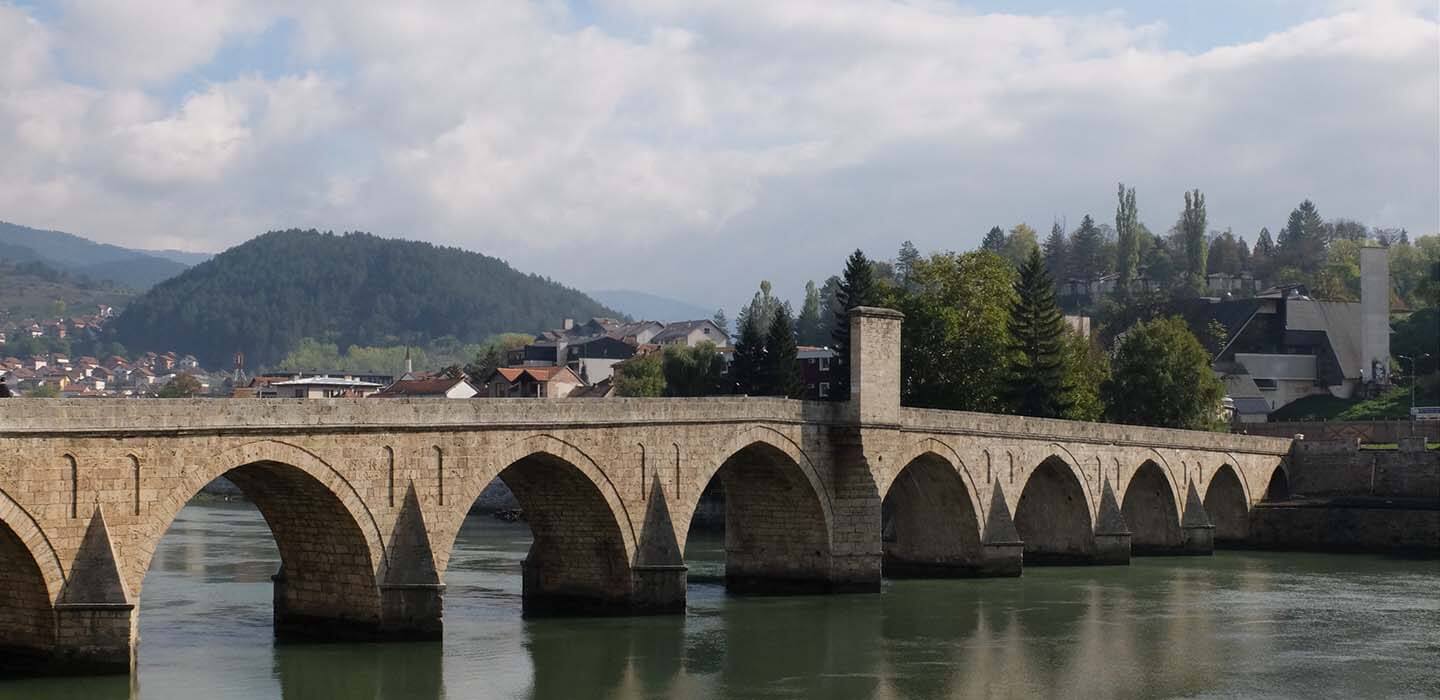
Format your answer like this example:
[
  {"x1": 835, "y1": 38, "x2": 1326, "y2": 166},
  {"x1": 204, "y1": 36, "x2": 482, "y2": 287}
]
[{"x1": 1248, "y1": 497, "x2": 1439, "y2": 556}]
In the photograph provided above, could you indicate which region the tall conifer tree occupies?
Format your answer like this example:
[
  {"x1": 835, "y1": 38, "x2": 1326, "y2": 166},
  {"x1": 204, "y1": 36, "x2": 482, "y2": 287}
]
[
  {"x1": 1005, "y1": 247, "x2": 1070, "y2": 418},
  {"x1": 759, "y1": 303, "x2": 801, "y2": 397},
  {"x1": 731, "y1": 311, "x2": 766, "y2": 395},
  {"x1": 831, "y1": 249, "x2": 877, "y2": 401}
]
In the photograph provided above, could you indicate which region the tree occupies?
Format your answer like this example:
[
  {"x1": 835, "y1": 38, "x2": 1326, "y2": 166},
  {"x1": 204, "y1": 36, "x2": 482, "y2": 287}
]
[
  {"x1": 662, "y1": 342, "x2": 727, "y2": 396},
  {"x1": 1043, "y1": 221, "x2": 1069, "y2": 283},
  {"x1": 896, "y1": 251, "x2": 1016, "y2": 412},
  {"x1": 1141, "y1": 234, "x2": 1178, "y2": 289},
  {"x1": 158, "y1": 372, "x2": 203, "y2": 398},
  {"x1": 1102, "y1": 317, "x2": 1225, "y2": 430},
  {"x1": 28, "y1": 383, "x2": 60, "y2": 398},
  {"x1": 895, "y1": 240, "x2": 921, "y2": 290},
  {"x1": 736, "y1": 280, "x2": 782, "y2": 343},
  {"x1": 1252, "y1": 227, "x2": 1276, "y2": 279},
  {"x1": 758, "y1": 304, "x2": 801, "y2": 398},
  {"x1": 830, "y1": 249, "x2": 878, "y2": 401},
  {"x1": 1180, "y1": 189, "x2": 1208, "y2": 290},
  {"x1": 1312, "y1": 238, "x2": 1362, "y2": 301},
  {"x1": 1115, "y1": 184, "x2": 1140, "y2": 291},
  {"x1": 981, "y1": 226, "x2": 1006, "y2": 254},
  {"x1": 1207, "y1": 229, "x2": 1243, "y2": 276},
  {"x1": 614, "y1": 353, "x2": 664, "y2": 397},
  {"x1": 1390, "y1": 234, "x2": 1440, "y2": 309},
  {"x1": 1069, "y1": 215, "x2": 1106, "y2": 282},
  {"x1": 1005, "y1": 248, "x2": 1070, "y2": 418},
  {"x1": 1276, "y1": 199, "x2": 1326, "y2": 275},
  {"x1": 731, "y1": 306, "x2": 767, "y2": 395},
  {"x1": 1001, "y1": 223, "x2": 1040, "y2": 268},
  {"x1": 1060, "y1": 329, "x2": 1108, "y2": 422},
  {"x1": 795, "y1": 281, "x2": 827, "y2": 346},
  {"x1": 711, "y1": 309, "x2": 729, "y2": 338}
]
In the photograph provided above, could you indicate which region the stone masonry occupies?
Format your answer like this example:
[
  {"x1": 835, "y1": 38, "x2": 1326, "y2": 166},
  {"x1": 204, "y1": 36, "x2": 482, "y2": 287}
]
[{"x1": 0, "y1": 307, "x2": 1292, "y2": 675}]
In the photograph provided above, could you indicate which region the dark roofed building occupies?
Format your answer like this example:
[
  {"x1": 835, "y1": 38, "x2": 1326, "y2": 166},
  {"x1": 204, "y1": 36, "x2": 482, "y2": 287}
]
[{"x1": 374, "y1": 376, "x2": 479, "y2": 399}]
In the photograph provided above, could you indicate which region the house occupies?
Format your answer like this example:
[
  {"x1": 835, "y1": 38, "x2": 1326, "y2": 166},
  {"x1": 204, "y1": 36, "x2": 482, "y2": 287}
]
[
  {"x1": 266, "y1": 376, "x2": 383, "y2": 398},
  {"x1": 651, "y1": 320, "x2": 727, "y2": 347},
  {"x1": 797, "y1": 346, "x2": 837, "y2": 400},
  {"x1": 564, "y1": 336, "x2": 637, "y2": 383},
  {"x1": 1205, "y1": 272, "x2": 1261, "y2": 296},
  {"x1": 374, "y1": 376, "x2": 479, "y2": 399},
  {"x1": 568, "y1": 377, "x2": 615, "y2": 398},
  {"x1": 1209, "y1": 246, "x2": 1390, "y2": 415},
  {"x1": 480, "y1": 366, "x2": 585, "y2": 398}
]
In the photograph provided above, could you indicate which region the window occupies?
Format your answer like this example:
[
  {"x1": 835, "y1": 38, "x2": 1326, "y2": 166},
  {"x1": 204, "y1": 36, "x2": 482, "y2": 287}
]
[
  {"x1": 819, "y1": 382, "x2": 830, "y2": 398},
  {"x1": 818, "y1": 357, "x2": 831, "y2": 371}
]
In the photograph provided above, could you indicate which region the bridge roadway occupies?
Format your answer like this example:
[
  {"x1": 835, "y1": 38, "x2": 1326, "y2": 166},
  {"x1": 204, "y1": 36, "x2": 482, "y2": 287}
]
[{"x1": 0, "y1": 308, "x2": 1292, "y2": 675}]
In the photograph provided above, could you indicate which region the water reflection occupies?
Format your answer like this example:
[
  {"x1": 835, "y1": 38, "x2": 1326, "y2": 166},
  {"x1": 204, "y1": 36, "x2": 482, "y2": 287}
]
[{"x1": 1, "y1": 503, "x2": 1436, "y2": 700}]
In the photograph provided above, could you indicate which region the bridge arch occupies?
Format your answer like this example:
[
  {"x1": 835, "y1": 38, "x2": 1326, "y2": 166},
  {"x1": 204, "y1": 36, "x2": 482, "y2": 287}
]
[
  {"x1": 1263, "y1": 464, "x2": 1291, "y2": 501},
  {"x1": 1014, "y1": 455, "x2": 1095, "y2": 563},
  {"x1": 0, "y1": 489, "x2": 64, "y2": 665},
  {"x1": 880, "y1": 440, "x2": 985, "y2": 577},
  {"x1": 141, "y1": 439, "x2": 386, "y2": 638},
  {"x1": 1204, "y1": 464, "x2": 1250, "y2": 543},
  {"x1": 1120, "y1": 459, "x2": 1184, "y2": 554},
  {"x1": 439, "y1": 434, "x2": 638, "y2": 616},
  {"x1": 685, "y1": 428, "x2": 835, "y2": 594}
]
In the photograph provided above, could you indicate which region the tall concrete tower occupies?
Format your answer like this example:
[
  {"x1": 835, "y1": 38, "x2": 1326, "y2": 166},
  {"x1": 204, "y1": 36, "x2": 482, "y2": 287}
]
[{"x1": 1359, "y1": 246, "x2": 1390, "y2": 384}]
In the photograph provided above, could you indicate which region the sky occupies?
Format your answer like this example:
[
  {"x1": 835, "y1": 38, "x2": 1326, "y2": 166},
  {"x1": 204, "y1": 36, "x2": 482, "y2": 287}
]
[{"x1": 2, "y1": 0, "x2": 1437, "y2": 315}]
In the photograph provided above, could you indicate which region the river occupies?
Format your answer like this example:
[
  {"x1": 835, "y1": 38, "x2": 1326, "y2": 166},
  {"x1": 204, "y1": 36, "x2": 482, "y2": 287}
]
[{"x1": 2, "y1": 501, "x2": 1437, "y2": 699}]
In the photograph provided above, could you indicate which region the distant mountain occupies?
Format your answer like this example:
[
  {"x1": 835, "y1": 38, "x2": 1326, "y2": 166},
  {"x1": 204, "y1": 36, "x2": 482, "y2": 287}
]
[
  {"x1": 590, "y1": 289, "x2": 714, "y2": 323},
  {"x1": 142, "y1": 249, "x2": 213, "y2": 266},
  {"x1": 112, "y1": 229, "x2": 622, "y2": 368},
  {"x1": 0, "y1": 221, "x2": 194, "y2": 289},
  {"x1": 0, "y1": 259, "x2": 137, "y2": 322}
]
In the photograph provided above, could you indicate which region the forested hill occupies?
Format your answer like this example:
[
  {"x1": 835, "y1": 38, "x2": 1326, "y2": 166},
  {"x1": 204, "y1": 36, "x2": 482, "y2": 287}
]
[{"x1": 110, "y1": 229, "x2": 620, "y2": 368}]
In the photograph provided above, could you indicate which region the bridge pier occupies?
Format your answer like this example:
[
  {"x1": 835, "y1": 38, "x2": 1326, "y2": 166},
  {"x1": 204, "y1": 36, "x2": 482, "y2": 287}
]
[
  {"x1": 47, "y1": 603, "x2": 136, "y2": 676},
  {"x1": 1093, "y1": 479, "x2": 1132, "y2": 565},
  {"x1": 520, "y1": 559, "x2": 687, "y2": 615},
  {"x1": 1180, "y1": 483, "x2": 1216, "y2": 555}
]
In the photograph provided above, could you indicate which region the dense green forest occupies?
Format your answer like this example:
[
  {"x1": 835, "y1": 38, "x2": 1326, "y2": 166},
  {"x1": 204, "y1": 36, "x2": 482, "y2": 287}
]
[{"x1": 110, "y1": 229, "x2": 620, "y2": 368}]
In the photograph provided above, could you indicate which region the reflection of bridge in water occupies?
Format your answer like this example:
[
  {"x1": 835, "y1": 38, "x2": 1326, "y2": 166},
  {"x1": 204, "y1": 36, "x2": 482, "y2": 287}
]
[{"x1": 0, "y1": 308, "x2": 1291, "y2": 675}]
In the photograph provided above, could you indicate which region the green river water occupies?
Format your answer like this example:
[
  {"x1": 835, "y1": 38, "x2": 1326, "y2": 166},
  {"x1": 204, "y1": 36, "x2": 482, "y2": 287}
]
[{"x1": 1, "y1": 501, "x2": 1437, "y2": 699}]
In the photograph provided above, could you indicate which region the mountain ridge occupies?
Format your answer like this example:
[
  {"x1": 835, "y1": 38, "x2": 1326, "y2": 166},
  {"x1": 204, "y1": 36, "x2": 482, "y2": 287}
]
[
  {"x1": 0, "y1": 220, "x2": 193, "y2": 289},
  {"x1": 111, "y1": 229, "x2": 622, "y2": 368}
]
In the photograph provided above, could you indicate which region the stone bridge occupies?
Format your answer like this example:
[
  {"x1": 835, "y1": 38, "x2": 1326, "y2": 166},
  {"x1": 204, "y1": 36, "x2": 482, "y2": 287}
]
[{"x1": 0, "y1": 309, "x2": 1292, "y2": 675}]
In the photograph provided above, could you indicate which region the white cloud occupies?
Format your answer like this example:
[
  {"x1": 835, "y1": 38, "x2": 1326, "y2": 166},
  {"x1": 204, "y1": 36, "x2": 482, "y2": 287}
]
[
  {"x1": 54, "y1": 0, "x2": 273, "y2": 85},
  {"x1": 0, "y1": 1, "x2": 1434, "y2": 307}
]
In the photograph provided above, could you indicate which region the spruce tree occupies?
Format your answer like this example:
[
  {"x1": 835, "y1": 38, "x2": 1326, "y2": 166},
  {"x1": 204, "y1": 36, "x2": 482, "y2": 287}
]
[
  {"x1": 796, "y1": 280, "x2": 826, "y2": 345},
  {"x1": 1005, "y1": 247, "x2": 1070, "y2": 418},
  {"x1": 730, "y1": 311, "x2": 766, "y2": 395},
  {"x1": 895, "y1": 240, "x2": 921, "y2": 290},
  {"x1": 1043, "y1": 221, "x2": 1069, "y2": 282},
  {"x1": 759, "y1": 303, "x2": 801, "y2": 398},
  {"x1": 830, "y1": 249, "x2": 877, "y2": 401},
  {"x1": 980, "y1": 226, "x2": 1007, "y2": 254},
  {"x1": 1070, "y1": 214, "x2": 1105, "y2": 282},
  {"x1": 1277, "y1": 199, "x2": 1326, "y2": 274},
  {"x1": 711, "y1": 309, "x2": 729, "y2": 338}
]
